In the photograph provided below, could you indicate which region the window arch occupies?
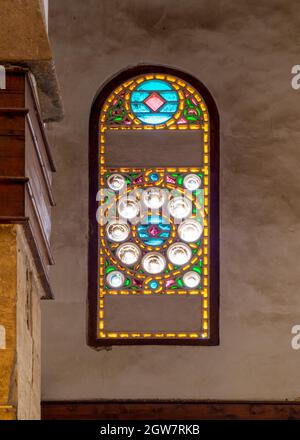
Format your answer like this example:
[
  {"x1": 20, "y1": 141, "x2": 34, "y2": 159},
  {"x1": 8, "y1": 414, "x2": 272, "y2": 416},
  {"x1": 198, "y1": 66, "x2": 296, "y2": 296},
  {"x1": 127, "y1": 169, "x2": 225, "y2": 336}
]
[{"x1": 88, "y1": 66, "x2": 219, "y2": 346}]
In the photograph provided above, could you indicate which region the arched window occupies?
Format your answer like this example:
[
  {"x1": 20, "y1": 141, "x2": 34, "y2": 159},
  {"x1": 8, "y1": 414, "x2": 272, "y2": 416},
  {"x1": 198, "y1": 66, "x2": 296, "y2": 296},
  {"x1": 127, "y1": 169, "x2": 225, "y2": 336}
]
[{"x1": 88, "y1": 66, "x2": 219, "y2": 346}]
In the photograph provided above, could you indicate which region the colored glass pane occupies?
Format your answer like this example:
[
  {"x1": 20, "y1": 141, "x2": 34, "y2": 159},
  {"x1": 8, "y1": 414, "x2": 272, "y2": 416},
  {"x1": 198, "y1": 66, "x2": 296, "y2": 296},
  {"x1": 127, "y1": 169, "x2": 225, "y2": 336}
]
[
  {"x1": 95, "y1": 71, "x2": 213, "y2": 344},
  {"x1": 130, "y1": 79, "x2": 179, "y2": 125}
]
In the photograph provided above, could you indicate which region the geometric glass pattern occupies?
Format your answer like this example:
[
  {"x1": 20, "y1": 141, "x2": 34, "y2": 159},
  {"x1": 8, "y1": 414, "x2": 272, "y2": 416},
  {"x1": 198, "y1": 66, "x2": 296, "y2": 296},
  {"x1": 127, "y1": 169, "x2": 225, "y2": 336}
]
[
  {"x1": 96, "y1": 72, "x2": 213, "y2": 344},
  {"x1": 130, "y1": 79, "x2": 179, "y2": 124}
]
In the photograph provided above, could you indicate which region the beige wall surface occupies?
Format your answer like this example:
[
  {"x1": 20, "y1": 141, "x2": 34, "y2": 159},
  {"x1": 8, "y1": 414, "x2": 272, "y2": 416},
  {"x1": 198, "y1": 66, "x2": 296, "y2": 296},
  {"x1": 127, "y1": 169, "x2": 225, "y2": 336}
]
[{"x1": 43, "y1": 0, "x2": 300, "y2": 400}]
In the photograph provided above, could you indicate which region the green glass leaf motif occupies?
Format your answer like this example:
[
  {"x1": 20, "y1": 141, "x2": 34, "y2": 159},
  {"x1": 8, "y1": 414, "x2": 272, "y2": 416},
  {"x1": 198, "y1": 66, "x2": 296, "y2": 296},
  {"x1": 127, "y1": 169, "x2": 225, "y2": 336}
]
[
  {"x1": 183, "y1": 96, "x2": 202, "y2": 122},
  {"x1": 177, "y1": 278, "x2": 184, "y2": 287},
  {"x1": 106, "y1": 266, "x2": 116, "y2": 274},
  {"x1": 107, "y1": 91, "x2": 131, "y2": 125},
  {"x1": 192, "y1": 266, "x2": 202, "y2": 275},
  {"x1": 177, "y1": 176, "x2": 183, "y2": 185}
]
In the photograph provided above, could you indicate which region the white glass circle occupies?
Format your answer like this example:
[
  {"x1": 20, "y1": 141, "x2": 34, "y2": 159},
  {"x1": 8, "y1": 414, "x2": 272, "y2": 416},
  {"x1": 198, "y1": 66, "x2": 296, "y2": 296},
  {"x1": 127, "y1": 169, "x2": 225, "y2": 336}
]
[
  {"x1": 183, "y1": 174, "x2": 201, "y2": 191},
  {"x1": 142, "y1": 187, "x2": 166, "y2": 209},
  {"x1": 168, "y1": 197, "x2": 192, "y2": 219},
  {"x1": 141, "y1": 252, "x2": 166, "y2": 274},
  {"x1": 106, "y1": 270, "x2": 125, "y2": 288},
  {"x1": 116, "y1": 242, "x2": 141, "y2": 266},
  {"x1": 178, "y1": 219, "x2": 203, "y2": 243},
  {"x1": 183, "y1": 271, "x2": 201, "y2": 288},
  {"x1": 107, "y1": 174, "x2": 126, "y2": 191},
  {"x1": 167, "y1": 242, "x2": 192, "y2": 266},
  {"x1": 106, "y1": 220, "x2": 130, "y2": 242},
  {"x1": 118, "y1": 196, "x2": 140, "y2": 220}
]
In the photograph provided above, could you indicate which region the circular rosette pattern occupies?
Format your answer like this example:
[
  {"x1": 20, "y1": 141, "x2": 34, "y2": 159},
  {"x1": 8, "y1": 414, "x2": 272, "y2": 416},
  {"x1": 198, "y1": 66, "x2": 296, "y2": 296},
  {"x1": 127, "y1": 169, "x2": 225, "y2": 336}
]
[{"x1": 130, "y1": 79, "x2": 179, "y2": 125}]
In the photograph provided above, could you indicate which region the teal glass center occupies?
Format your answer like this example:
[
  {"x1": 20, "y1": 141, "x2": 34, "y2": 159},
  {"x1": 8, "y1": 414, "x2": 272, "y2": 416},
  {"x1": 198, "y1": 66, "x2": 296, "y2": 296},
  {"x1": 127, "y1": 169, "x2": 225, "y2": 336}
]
[
  {"x1": 130, "y1": 79, "x2": 179, "y2": 125},
  {"x1": 137, "y1": 216, "x2": 171, "y2": 247}
]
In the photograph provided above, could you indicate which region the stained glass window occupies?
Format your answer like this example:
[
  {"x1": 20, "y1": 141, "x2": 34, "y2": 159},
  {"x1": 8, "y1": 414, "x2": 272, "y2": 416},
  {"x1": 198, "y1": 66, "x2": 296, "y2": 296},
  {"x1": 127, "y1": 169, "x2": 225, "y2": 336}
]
[{"x1": 88, "y1": 67, "x2": 219, "y2": 346}]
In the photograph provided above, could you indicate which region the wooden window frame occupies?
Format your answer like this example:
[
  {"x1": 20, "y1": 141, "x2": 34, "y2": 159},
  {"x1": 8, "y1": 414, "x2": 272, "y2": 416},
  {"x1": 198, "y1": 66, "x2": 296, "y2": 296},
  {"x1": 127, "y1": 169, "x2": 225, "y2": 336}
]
[{"x1": 88, "y1": 65, "x2": 220, "y2": 347}]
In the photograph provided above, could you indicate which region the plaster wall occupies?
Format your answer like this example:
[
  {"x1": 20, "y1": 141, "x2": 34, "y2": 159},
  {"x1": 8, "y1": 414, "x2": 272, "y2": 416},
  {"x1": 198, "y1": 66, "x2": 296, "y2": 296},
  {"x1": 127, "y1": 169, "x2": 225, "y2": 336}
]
[{"x1": 43, "y1": 0, "x2": 300, "y2": 400}]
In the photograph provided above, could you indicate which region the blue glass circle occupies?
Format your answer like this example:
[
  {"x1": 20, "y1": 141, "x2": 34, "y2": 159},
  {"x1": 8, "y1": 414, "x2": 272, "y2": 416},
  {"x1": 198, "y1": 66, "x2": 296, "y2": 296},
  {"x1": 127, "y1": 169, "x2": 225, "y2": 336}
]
[
  {"x1": 150, "y1": 173, "x2": 159, "y2": 182},
  {"x1": 149, "y1": 280, "x2": 159, "y2": 290},
  {"x1": 137, "y1": 216, "x2": 171, "y2": 247},
  {"x1": 130, "y1": 79, "x2": 179, "y2": 125}
]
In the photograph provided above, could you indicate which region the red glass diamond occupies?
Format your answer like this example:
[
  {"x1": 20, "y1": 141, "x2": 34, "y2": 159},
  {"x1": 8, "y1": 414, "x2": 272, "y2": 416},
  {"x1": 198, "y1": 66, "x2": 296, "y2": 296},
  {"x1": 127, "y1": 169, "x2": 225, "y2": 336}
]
[
  {"x1": 133, "y1": 175, "x2": 143, "y2": 184},
  {"x1": 144, "y1": 92, "x2": 165, "y2": 112},
  {"x1": 177, "y1": 117, "x2": 187, "y2": 125},
  {"x1": 166, "y1": 175, "x2": 176, "y2": 184},
  {"x1": 148, "y1": 225, "x2": 160, "y2": 237},
  {"x1": 165, "y1": 279, "x2": 175, "y2": 288},
  {"x1": 133, "y1": 278, "x2": 143, "y2": 287}
]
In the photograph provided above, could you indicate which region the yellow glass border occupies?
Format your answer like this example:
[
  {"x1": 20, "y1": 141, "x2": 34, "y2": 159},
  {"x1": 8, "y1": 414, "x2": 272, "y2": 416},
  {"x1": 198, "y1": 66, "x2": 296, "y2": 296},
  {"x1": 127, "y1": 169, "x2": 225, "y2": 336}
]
[{"x1": 98, "y1": 74, "x2": 210, "y2": 340}]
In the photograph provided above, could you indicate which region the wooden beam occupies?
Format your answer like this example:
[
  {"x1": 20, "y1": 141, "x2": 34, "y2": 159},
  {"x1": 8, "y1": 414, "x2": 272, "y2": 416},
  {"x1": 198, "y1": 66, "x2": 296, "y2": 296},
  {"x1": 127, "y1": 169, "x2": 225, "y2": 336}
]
[{"x1": 41, "y1": 401, "x2": 300, "y2": 420}]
